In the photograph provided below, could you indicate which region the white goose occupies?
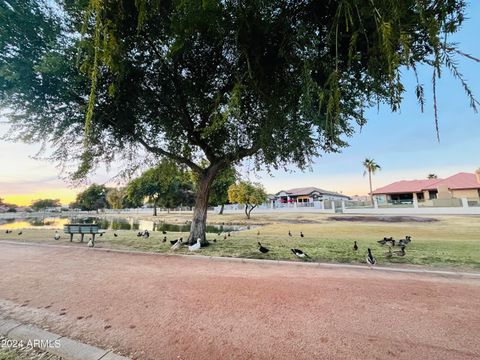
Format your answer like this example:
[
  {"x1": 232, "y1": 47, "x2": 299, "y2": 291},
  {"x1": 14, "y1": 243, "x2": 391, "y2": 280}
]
[
  {"x1": 87, "y1": 238, "x2": 94, "y2": 247},
  {"x1": 188, "y1": 238, "x2": 202, "y2": 251},
  {"x1": 54, "y1": 231, "x2": 60, "y2": 240}
]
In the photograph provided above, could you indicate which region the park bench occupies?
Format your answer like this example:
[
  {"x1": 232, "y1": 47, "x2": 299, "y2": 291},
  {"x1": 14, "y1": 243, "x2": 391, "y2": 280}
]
[{"x1": 63, "y1": 223, "x2": 104, "y2": 246}]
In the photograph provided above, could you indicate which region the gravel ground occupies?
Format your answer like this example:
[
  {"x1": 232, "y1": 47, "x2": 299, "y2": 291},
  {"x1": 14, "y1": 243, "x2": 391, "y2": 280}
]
[
  {"x1": 0, "y1": 242, "x2": 479, "y2": 360},
  {"x1": 0, "y1": 336, "x2": 62, "y2": 360}
]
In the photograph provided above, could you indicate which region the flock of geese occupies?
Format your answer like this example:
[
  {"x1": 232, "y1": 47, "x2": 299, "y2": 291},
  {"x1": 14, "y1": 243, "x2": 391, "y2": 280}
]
[{"x1": 6, "y1": 228, "x2": 412, "y2": 266}]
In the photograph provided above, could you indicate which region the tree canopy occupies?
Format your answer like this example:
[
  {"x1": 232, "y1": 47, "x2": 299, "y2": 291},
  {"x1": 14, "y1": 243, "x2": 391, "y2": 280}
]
[
  {"x1": 1, "y1": 0, "x2": 478, "y2": 242},
  {"x1": 71, "y1": 183, "x2": 109, "y2": 211},
  {"x1": 228, "y1": 181, "x2": 267, "y2": 219},
  {"x1": 126, "y1": 160, "x2": 194, "y2": 215},
  {"x1": 31, "y1": 199, "x2": 61, "y2": 211}
]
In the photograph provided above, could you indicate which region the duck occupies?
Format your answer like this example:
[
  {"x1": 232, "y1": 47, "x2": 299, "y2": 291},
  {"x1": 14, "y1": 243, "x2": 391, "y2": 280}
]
[
  {"x1": 213, "y1": 239, "x2": 217, "y2": 243},
  {"x1": 99, "y1": 232, "x2": 103, "y2": 237},
  {"x1": 223, "y1": 235, "x2": 227, "y2": 240},
  {"x1": 353, "y1": 241, "x2": 358, "y2": 251},
  {"x1": 377, "y1": 237, "x2": 390, "y2": 245},
  {"x1": 170, "y1": 237, "x2": 182, "y2": 245},
  {"x1": 393, "y1": 246, "x2": 406, "y2": 257},
  {"x1": 162, "y1": 236, "x2": 167, "y2": 243},
  {"x1": 162, "y1": 230, "x2": 167, "y2": 235},
  {"x1": 18, "y1": 231, "x2": 22, "y2": 235},
  {"x1": 114, "y1": 233, "x2": 118, "y2": 237},
  {"x1": 258, "y1": 242, "x2": 269, "y2": 254},
  {"x1": 171, "y1": 238, "x2": 183, "y2": 250},
  {"x1": 386, "y1": 238, "x2": 396, "y2": 247},
  {"x1": 291, "y1": 248, "x2": 310, "y2": 258},
  {"x1": 143, "y1": 230, "x2": 150, "y2": 238},
  {"x1": 227, "y1": 232, "x2": 231, "y2": 237},
  {"x1": 5, "y1": 230, "x2": 12, "y2": 234},
  {"x1": 188, "y1": 238, "x2": 201, "y2": 251},
  {"x1": 288, "y1": 230, "x2": 292, "y2": 237},
  {"x1": 136, "y1": 232, "x2": 143, "y2": 237},
  {"x1": 87, "y1": 238, "x2": 94, "y2": 247},
  {"x1": 366, "y1": 248, "x2": 376, "y2": 267},
  {"x1": 257, "y1": 230, "x2": 260, "y2": 236},
  {"x1": 300, "y1": 232, "x2": 304, "y2": 238},
  {"x1": 54, "y1": 231, "x2": 60, "y2": 240}
]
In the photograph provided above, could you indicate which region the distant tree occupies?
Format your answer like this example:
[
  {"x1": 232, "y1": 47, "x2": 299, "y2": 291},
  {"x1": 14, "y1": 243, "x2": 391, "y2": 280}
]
[
  {"x1": 31, "y1": 199, "x2": 61, "y2": 211},
  {"x1": 106, "y1": 188, "x2": 124, "y2": 210},
  {"x1": 228, "y1": 182, "x2": 267, "y2": 219},
  {"x1": 71, "y1": 184, "x2": 109, "y2": 211},
  {"x1": 427, "y1": 174, "x2": 438, "y2": 179},
  {"x1": 363, "y1": 159, "x2": 381, "y2": 204},
  {"x1": 126, "y1": 161, "x2": 194, "y2": 216}
]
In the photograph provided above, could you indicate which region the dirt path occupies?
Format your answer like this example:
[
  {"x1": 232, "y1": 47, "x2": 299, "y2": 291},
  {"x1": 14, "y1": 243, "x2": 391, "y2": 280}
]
[{"x1": 0, "y1": 242, "x2": 479, "y2": 360}]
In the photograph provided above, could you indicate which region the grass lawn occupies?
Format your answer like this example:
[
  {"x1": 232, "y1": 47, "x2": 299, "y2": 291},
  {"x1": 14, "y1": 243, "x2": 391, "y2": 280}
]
[{"x1": 1, "y1": 213, "x2": 479, "y2": 271}]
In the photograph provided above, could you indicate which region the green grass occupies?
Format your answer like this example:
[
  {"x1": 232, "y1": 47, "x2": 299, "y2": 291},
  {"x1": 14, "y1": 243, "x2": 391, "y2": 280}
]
[
  {"x1": 1, "y1": 214, "x2": 480, "y2": 270},
  {"x1": 0, "y1": 348, "x2": 26, "y2": 360}
]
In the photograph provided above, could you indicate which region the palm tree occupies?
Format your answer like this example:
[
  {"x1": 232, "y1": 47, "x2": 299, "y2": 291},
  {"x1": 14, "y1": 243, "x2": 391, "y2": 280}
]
[
  {"x1": 363, "y1": 158, "x2": 381, "y2": 204},
  {"x1": 427, "y1": 173, "x2": 438, "y2": 179}
]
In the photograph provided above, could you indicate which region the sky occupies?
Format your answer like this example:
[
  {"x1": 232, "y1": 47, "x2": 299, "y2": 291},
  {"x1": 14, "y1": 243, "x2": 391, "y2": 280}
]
[{"x1": 1, "y1": 2, "x2": 480, "y2": 205}]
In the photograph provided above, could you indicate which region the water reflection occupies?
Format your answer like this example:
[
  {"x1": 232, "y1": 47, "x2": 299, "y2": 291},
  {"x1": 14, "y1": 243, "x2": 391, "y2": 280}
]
[{"x1": 0, "y1": 216, "x2": 257, "y2": 233}]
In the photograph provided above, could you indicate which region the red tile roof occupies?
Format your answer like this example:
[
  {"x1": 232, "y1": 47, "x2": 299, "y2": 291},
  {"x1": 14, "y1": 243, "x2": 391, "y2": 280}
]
[
  {"x1": 372, "y1": 172, "x2": 480, "y2": 195},
  {"x1": 371, "y1": 179, "x2": 442, "y2": 195},
  {"x1": 277, "y1": 187, "x2": 349, "y2": 198},
  {"x1": 424, "y1": 172, "x2": 480, "y2": 190}
]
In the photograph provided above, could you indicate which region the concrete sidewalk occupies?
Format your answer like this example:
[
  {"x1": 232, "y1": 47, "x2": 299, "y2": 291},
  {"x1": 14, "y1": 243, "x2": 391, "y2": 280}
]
[{"x1": 0, "y1": 317, "x2": 129, "y2": 360}]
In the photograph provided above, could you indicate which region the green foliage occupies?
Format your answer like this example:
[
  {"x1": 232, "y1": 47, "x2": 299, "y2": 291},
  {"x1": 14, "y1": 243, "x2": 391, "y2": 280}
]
[
  {"x1": 106, "y1": 188, "x2": 125, "y2": 210},
  {"x1": 228, "y1": 181, "x2": 267, "y2": 218},
  {"x1": 363, "y1": 158, "x2": 381, "y2": 176},
  {"x1": 71, "y1": 183, "x2": 109, "y2": 211},
  {"x1": 209, "y1": 166, "x2": 237, "y2": 206},
  {"x1": 30, "y1": 199, "x2": 61, "y2": 211},
  {"x1": 2, "y1": 0, "x2": 476, "y2": 181},
  {"x1": 126, "y1": 160, "x2": 195, "y2": 211}
]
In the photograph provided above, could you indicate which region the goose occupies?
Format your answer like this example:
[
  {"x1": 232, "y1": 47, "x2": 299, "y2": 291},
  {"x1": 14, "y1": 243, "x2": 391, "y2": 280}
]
[
  {"x1": 258, "y1": 242, "x2": 269, "y2": 254},
  {"x1": 162, "y1": 236, "x2": 167, "y2": 243},
  {"x1": 99, "y1": 232, "x2": 103, "y2": 237},
  {"x1": 188, "y1": 238, "x2": 201, "y2": 251},
  {"x1": 291, "y1": 248, "x2": 310, "y2": 258},
  {"x1": 386, "y1": 238, "x2": 396, "y2": 247},
  {"x1": 377, "y1": 237, "x2": 389, "y2": 245},
  {"x1": 143, "y1": 230, "x2": 150, "y2": 238},
  {"x1": 353, "y1": 241, "x2": 358, "y2": 251},
  {"x1": 18, "y1": 231, "x2": 22, "y2": 235},
  {"x1": 54, "y1": 231, "x2": 60, "y2": 240},
  {"x1": 393, "y1": 246, "x2": 406, "y2": 257},
  {"x1": 87, "y1": 238, "x2": 94, "y2": 247},
  {"x1": 171, "y1": 238, "x2": 183, "y2": 250},
  {"x1": 136, "y1": 232, "x2": 143, "y2": 237},
  {"x1": 288, "y1": 230, "x2": 292, "y2": 237},
  {"x1": 114, "y1": 233, "x2": 118, "y2": 237},
  {"x1": 162, "y1": 230, "x2": 167, "y2": 235},
  {"x1": 300, "y1": 232, "x2": 304, "y2": 238},
  {"x1": 366, "y1": 248, "x2": 376, "y2": 267}
]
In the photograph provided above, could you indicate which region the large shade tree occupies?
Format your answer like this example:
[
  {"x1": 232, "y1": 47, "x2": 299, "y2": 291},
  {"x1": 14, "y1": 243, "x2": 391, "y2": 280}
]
[{"x1": 1, "y1": 0, "x2": 478, "y2": 244}]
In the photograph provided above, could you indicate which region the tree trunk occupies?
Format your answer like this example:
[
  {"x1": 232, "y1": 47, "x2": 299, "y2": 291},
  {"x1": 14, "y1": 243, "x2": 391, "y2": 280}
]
[
  {"x1": 153, "y1": 201, "x2": 157, "y2": 216},
  {"x1": 244, "y1": 204, "x2": 250, "y2": 219},
  {"x1": 218, "y1": 203, "x2": 225, "y2": 215},
  {"x1": 368, "y1": 171, "x2": 373, "y2": 205},
  {"x1": 247, "y1": 205, "x2": 256, "y2": 218},
  {"x1": 188, "y1": 165, "x2": 222, "y2": 245}
]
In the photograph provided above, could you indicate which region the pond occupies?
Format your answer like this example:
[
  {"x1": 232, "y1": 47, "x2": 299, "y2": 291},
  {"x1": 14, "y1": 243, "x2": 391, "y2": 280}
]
[{"x1": 0, "y1": 216, "x2": 257, "y2": 233}]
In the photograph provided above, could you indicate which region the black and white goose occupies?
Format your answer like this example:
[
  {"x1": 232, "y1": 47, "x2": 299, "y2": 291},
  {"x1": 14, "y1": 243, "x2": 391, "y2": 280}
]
[
  {"x1": 171, "y1": 238, "x2": 183, "y2": 250},
  {"x1": 366, "y1": 248, "x2": 376, "y2": 267},
  {"x1": 300, "y1": 232, "x2": 304, "y2": 238},
  {"x1": 170, "y1": 237, "x2": 182, "y2": 245},
  {"x1": 143, "y1": 230, "x2": 150, "y2": 238},
  {"x1": 258, "y1": 242, "x2": 269, "y2": 254},
  {"x1": 291, "y1": 248, "x2": 310, "y2": 258},
  {"x1": 54, "y1": 231, "x2": 60, "y2": 240}
]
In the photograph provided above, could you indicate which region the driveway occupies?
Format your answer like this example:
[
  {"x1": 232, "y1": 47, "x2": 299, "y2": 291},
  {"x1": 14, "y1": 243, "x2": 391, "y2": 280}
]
[{"x1": 0, "y1": 242, "x2": 479, "y2": 359}]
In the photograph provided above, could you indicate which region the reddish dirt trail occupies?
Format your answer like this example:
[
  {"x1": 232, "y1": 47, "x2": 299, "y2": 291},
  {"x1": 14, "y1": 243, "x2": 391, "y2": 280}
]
[{"x1": 0, "y1": 242, "x2": 479, "y2": 360}]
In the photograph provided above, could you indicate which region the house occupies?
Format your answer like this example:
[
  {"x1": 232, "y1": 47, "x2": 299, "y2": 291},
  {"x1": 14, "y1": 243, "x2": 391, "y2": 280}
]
[
  {"x1": 372, "y1": 170, "x2": 480, "y2": 204},
  {"x1": 273, "y1": 186, "x2": 350, "y2": 204}
]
